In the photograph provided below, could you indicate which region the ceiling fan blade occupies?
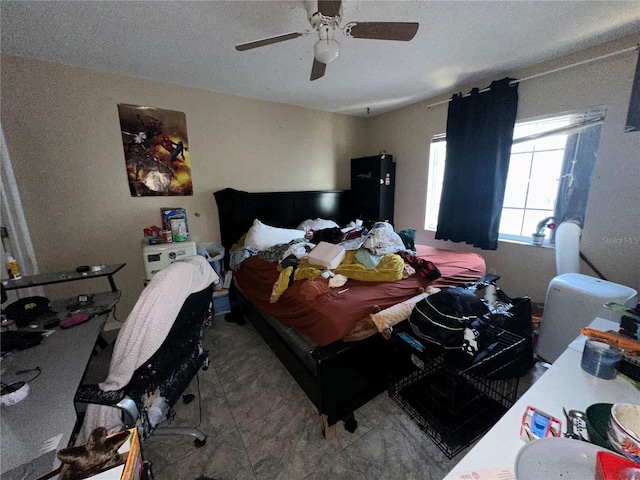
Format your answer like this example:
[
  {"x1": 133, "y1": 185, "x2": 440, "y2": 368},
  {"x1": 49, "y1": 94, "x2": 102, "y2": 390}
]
[
  {"x1": 235, "y1": 32, "x2": 305, "y2": 51},
  {"x1": 343, "y1": 22, "x2": 419, "y2": 41},
  {"x1": 310, "y1": 58, "x2": 326, "y2": 81},
  {"x1": 318, "y1": 0, "x2": 342, "y2": 18}
]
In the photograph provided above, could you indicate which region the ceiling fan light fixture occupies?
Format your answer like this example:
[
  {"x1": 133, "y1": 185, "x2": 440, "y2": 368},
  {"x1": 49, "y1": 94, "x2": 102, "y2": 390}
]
[
  {"x1": 314, "y1": 38, "x2": 340, "y2": 64},
  {"x1": 236, "y1": 0, "x2": 420, "y2": 80}
]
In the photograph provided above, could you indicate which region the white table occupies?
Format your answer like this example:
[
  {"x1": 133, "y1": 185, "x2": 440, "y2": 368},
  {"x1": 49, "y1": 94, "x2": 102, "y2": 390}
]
[
  {"x1": 1, "y1": 291, "x2": 120, "y2": 480},
  {"x1": 444, "y1": 317, "x2": 639, "y2": 479}
]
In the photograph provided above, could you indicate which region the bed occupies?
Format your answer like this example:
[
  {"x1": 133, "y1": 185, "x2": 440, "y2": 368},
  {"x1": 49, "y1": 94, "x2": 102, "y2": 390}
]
[{"x1": 214, "y1": 188, "x2": 486, "y2": 438}]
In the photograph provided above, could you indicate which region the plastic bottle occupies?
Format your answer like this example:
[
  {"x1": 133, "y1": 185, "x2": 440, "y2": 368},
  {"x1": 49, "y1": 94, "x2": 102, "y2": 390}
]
[{"x1": 5, "y1": 254, "x2": 21, "y2": 280}]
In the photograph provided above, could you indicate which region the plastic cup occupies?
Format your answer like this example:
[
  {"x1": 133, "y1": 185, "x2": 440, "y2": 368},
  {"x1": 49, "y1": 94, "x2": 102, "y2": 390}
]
[{"x1": 580, "y1": 339, "x2": 623, "y2": 380}]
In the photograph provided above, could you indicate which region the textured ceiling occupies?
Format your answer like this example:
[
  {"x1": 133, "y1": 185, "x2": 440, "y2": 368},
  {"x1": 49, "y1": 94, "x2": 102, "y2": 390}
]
[{"x1": 2, "y1": 0, "x2": 639, "y2": 116}]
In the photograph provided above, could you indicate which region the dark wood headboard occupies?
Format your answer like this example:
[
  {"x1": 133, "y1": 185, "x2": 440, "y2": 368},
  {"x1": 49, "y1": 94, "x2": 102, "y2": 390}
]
[{"x1": 213, "y1": 188, "x2": 353, "y2": 266}]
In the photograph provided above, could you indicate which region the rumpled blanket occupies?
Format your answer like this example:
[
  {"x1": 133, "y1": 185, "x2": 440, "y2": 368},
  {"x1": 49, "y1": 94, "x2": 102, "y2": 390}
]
[
  {"x1": 77, "y1": 255, "x2": 218, "y2": 443},
  {"x1": 369, "y1": 287, "x2": 440, "y2": 333},
  {"x1": 342, "y1": 286, "x2": 440, "y2": 342},
  {"x1": 334, "y1": 251, "x2": 405, "y2": 282},
  {"x1": 362, "y1": 222, "x2": 406, "y2": 256}
]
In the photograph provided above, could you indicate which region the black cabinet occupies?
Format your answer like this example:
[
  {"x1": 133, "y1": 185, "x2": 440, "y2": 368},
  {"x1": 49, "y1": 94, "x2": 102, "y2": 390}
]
[{"x1": 351, "y1": 154, "x2": 395, "y2": 226}]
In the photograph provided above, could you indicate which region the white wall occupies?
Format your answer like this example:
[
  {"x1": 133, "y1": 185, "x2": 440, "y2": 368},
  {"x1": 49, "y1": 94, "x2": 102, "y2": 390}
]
[
  {"x1": 367, "y1": 35, "x2": 640, "y2": 303},
  {"x1": 0, "y1": 55, "x2": 370, "y2": 317}
]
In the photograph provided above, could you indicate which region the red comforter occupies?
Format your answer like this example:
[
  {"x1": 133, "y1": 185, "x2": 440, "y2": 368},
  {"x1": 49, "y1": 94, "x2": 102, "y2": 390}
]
[{"x1": 234, "y1": 244, "x2": 485, "y2": 346}]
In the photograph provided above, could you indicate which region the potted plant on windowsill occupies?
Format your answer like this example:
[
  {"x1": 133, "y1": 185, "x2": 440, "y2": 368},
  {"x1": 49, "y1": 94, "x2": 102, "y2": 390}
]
[{"x1": 532, "y1": 216, "x2": 556, "y2": 246}]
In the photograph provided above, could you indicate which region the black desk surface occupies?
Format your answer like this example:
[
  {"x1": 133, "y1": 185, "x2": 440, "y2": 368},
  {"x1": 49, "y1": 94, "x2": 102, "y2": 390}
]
[{"x1": 3, "y1": 263, "x2": 125, "y2": 291}]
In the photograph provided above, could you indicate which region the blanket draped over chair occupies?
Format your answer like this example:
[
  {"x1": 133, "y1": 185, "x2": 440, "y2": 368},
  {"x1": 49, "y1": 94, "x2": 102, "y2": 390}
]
[{"x1": 77, "y1": 255, "x2": 218, "y2": 444}]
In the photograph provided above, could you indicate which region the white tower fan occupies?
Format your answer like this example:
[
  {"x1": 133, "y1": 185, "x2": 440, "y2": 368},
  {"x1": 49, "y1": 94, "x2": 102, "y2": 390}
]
[{"x1": 536, "y1": 222, "x2": 638, "y2": 363}]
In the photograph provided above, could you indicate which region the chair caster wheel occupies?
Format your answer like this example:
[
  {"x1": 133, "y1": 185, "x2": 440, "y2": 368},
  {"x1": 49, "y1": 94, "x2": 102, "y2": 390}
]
[{"x1": 194, "y1": 438, "x2": 207, "y2": 448}]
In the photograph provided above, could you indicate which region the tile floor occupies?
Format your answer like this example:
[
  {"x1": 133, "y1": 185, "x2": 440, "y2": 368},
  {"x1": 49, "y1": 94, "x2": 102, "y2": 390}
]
[{"x1": 106, "y1": 315, "x2": 546, "y2": 480}]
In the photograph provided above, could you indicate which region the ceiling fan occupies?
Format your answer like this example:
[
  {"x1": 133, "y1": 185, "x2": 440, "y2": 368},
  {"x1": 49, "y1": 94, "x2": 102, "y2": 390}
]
[{"x1": 235, "y1": 0, "x2": 419, "y2": 81}]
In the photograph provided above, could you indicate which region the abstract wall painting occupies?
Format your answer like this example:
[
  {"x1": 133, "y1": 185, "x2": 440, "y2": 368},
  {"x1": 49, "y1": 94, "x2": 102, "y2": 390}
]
[{"x1": 118, "y1": 104, "x2": 193, "y2": 196}]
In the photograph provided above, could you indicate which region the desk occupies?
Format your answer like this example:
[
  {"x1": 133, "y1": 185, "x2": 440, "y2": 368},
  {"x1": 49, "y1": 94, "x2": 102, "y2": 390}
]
[
  {"x1": 444, "y1": 317, "x2": 639, "y2": 479},
  {"x1": 3, "y1": 263, "x2": 126, "y2": 293},
  {"x1": 0, "y1": 291, "x2": 121, "y2": 480}
]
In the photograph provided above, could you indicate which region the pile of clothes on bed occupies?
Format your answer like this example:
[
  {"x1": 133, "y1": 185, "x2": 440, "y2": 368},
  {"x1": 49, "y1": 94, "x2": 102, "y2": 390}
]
[{"x1": 231, "y1": 220, "x2": 441, "y2": 304}]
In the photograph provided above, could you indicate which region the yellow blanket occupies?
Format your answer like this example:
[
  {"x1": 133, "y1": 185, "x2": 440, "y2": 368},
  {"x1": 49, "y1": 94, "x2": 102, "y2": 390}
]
[
  {"x1": 335, "y1": 251, "x2": 405, "y2": 282},
  {"x1": 269, "y1": 252, "x2": 405, "y2": 303}
]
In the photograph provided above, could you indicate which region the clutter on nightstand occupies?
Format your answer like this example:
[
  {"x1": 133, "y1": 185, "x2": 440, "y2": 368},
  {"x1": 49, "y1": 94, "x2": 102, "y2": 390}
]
[
  {"x1": 143, "y1": 207, "x2": 190, "y2": 245},
  {"x1": 141, "y1": 208, "x2": 200, "y2": 281},
  {"x1": 161, "y1": 207, "x2": 189, "y2": 242}
]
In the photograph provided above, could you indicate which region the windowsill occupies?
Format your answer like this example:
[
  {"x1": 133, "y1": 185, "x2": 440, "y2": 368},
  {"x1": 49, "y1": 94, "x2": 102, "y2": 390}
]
[
  {"x1": 498, "y1": 237, "x2": 556, "y2": 249},
  {"x1": 424, "y1": 228, "x2": 556, "y2": 249}
]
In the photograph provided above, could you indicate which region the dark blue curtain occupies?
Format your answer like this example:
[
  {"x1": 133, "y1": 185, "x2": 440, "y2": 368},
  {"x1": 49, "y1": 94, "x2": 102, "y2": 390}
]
[
  {"x1": 625, "y1": 49, "x2": 640, "y2": 132},
  {"x1": 435, "y1": 78, "x2": 518, "y2": 250}
]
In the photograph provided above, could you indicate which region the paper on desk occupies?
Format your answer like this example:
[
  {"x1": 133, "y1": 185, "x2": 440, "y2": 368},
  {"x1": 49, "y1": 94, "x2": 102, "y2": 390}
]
[
  {"x1": 453, "y1": 467, "x2": 515, "y2": 480},
  {"x1": 38, "y1": 433, "x2": 63, "y2": 454}
]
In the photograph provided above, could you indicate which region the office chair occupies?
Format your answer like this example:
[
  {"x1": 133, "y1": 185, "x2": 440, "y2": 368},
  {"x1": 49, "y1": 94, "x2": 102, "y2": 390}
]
[{"x1": 75, "y1": 256, "x2": 218, "y2": 447}]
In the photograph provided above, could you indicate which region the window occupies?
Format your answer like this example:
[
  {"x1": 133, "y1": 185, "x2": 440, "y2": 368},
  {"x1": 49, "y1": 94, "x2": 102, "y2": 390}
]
[{"x1": 425, "y1": 108, "x2": 605, "y2": 243}]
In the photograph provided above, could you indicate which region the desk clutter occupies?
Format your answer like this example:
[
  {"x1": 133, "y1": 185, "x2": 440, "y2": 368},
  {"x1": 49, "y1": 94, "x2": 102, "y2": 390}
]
[
  {"x1": 2, "y1": 263, "x2": 126, "y2": 293},
  {"x1": 1, "y1": 330, "x2": 45, "y2": 353},
  {"x1": 1, "y1": 264, "x2": 125, "y2": 479},
  {"x1": 513, "y1": 402, "x2": 640, "y2": 478},
  {"x1": 1, "y1": 294, "x2": 114, "y2": 353},
  {"x1": 512, "y1": 311, "x2": 640, "y2": 477},
  {"x1": 514, "y1": 302, "x2": 640, "y2": 474},
  {"x1": 513, "y1": 436, "x2": 640, "y2": 480},
  {"x1": 580, "y1": 302, "x2": 640, "y2": 386},
  {"x1": 3, "y1": 295, "x2": 52, "y2": 327}
]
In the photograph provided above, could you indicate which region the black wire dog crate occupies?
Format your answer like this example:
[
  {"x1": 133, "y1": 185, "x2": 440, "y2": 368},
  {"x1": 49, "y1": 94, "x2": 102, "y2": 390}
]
[{"x1": 389, "y1": 321, "x2": 524, "y2": 459}]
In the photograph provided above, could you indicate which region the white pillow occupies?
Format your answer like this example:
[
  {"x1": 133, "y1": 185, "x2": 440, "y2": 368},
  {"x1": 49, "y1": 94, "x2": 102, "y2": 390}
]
[
  {"x1": 296, "y1": 218, "x2": 340, "y2": 232},
  {"x1": 244, "y1": 219, "x2": 305, "y2": 251}
]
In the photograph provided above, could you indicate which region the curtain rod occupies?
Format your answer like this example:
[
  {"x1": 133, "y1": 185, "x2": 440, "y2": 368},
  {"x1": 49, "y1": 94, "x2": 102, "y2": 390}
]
[{"x1": 427, "y1": 44, "x2": 640, "y2": 109}]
